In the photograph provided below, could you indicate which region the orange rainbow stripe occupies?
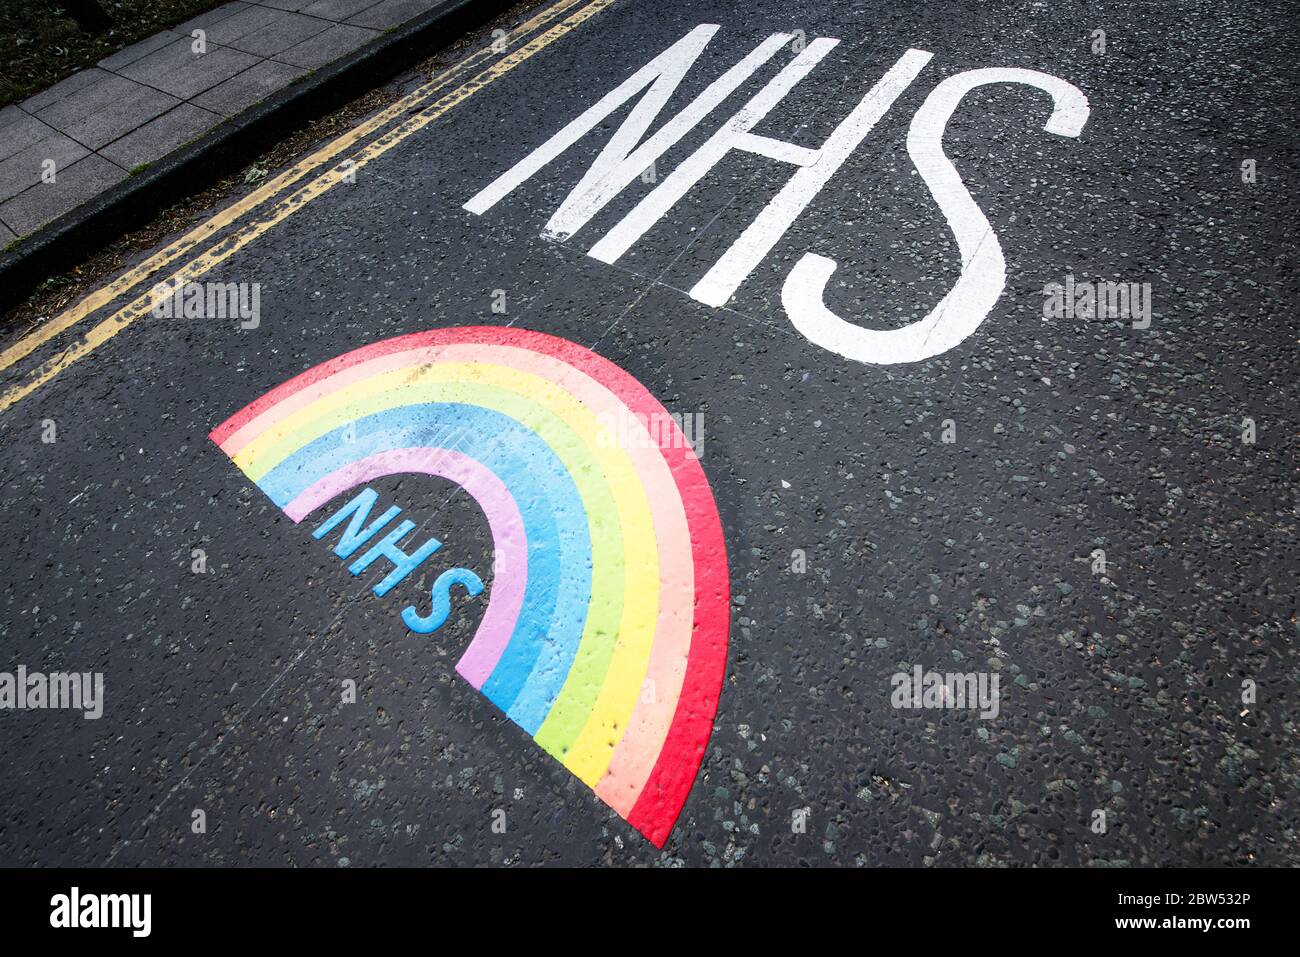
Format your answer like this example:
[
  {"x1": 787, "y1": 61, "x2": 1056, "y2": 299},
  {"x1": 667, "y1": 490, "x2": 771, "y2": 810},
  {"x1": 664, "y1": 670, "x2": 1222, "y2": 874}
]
[{"x1": 209, "y1": 327, "x2": 729, "y2": 846}]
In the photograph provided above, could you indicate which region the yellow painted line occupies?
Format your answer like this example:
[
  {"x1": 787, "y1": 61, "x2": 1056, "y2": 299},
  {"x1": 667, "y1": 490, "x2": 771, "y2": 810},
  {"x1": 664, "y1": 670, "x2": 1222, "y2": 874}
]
[
  {"x1": 0, "y1": 0, "x2": 593, "y2": 378},
  {"x1": 0, "y1": 0, "x2": 615, "y2": 414}
]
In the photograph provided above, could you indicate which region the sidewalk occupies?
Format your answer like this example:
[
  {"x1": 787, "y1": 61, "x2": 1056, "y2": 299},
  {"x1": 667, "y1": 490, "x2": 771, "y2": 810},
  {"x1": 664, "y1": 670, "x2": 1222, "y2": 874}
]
[{"x1": 0, "y1": 0, "x2": 449, "y2": 246}]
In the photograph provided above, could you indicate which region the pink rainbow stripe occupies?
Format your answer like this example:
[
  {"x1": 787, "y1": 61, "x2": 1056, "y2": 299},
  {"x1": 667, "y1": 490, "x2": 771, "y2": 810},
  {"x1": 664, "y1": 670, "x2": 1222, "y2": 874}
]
[
  {"x1": 209, "y1": 327, "x2": 730, "y2": 847},
  {"x1": 225, "y1": 341, "x2": 697, "y2": 815},
  {"x1": 284, "y1": 447, "x2": 528, "y2": 688}
]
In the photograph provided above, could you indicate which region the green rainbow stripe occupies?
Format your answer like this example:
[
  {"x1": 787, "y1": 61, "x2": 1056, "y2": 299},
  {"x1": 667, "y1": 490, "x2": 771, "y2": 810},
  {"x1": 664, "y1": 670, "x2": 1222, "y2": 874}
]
[{"x1": 209, "y1": 327, "x2": 729, "y2": 846}]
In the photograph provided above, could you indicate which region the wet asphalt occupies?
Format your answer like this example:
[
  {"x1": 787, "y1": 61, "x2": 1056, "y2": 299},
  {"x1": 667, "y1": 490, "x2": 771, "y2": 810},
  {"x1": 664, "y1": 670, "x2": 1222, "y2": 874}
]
[{"x1": 0, "y1": 0, "x2": 1296, "y2": 866}]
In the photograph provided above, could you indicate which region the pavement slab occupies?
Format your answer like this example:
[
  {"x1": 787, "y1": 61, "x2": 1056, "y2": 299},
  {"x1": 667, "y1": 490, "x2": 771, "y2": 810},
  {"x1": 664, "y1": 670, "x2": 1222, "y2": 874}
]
[
  {"x1": 0, "y1": 108, "x2": 76, "y2": 165},
  {"x1": 174, "y1": 2, "x2": 257, "y2": 36},
  {"x1": 258, "y1": 0, "x2": 320, "y2": 12},
  {"x1": 346, "y1": 0, "x2": 444, "y2": 30},
  {"x1": 96, "y1": 32, "x2": 185, "y2": 73},
  {"x1": 301, "y1": 0, "x2": 388, "y2": 20},
  {"x1": 114, "y1": 37, "x2": 263, "y2": 101},
  {"x1": 98, "y1": 103, "x2": 226, "y2": 170},
  {"x1": 0, "y1": 154, "x2": 128, "y2": 235},
  {"x1": 220, "y1": 12, "x2": 337, "y2": 58},
  {"x1": 0, "y1": 0, "x2": 463, "y2": 243},
  {"x1": 29, "y1": 70, "x2": 181, "y2": 151},
  {"x1": 0, "y1": 121, "x2": 89, "y2": 204},
  {"x1": 274, "y1": 23, "x2": 381, "y2": 69},
  {"x1": 191, "y1": 59, "x2": 310, "y2": 117},
  {"x1": 17, "y1": 68, "x2": 103, "y2": 115}
]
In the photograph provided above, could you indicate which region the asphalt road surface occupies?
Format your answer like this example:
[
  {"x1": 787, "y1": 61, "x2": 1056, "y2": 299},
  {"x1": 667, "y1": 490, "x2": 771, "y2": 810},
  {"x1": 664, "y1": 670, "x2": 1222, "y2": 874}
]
[{"x1": 1, "y1": 0, "x2": 1296, "y2": 867}]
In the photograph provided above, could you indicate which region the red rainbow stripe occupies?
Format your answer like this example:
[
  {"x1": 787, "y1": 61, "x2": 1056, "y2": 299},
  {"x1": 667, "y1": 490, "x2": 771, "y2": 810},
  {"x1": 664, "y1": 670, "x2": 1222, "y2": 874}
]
[{"x1": 209, "y1": 327, "x2": 729, "y2": 846}]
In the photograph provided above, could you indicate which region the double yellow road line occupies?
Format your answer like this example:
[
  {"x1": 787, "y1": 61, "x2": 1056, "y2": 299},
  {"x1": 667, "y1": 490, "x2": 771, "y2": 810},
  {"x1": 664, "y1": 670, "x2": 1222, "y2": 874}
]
[{"x1": 0, "y1": 0, "x2": 616, "y2": 414}]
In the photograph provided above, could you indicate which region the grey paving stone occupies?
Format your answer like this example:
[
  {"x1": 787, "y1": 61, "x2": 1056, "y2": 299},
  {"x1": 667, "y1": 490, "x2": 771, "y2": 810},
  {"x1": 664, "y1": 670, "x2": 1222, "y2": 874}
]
[
  {"x1": 301, "y1": 0, "x2": 384, "y2": 19},
  {"x1": 0, "y1": 111, "x2": 66, "y2": 163},
  {"x1": 0, "y1": 123, "x2": 89, "y2": 203},
  {"x1": 99, "y1": 103, "x2": 223, "y2": 170},
  {"x1": 221, "y1": 11, "x2": 335, "y2": 57},
  {"x1": 0, "y1": 155, "x2": 128, "y2": 237},
  {"x1": 32, "y1": 70, "x2": 180, "y2": 151},
  {"x1": 116, "y1": 37, "x2": 261, "y2": 101},
  {"x1": 18, "y1": 69, "x2": 102, "y2": 114},
  {"x1": 255, "y1": 0, "x2": 317, "y2": 11},
  {"x1": 274, "y1": 23, "x2": 378, "y2": 68},
  {"x1": 0, "y1": 219, "x2": 16, "y2": 246},
  {"x1": 191, "y1": 59, "x2": 306, "y2": 116},
  {"x1": 187, "y1": 4, "x2": 283, "y2": 46},
  {"x1": 98, "y1": 31, "x2": 182, "y2": 71},
  {"x1": 2, "y1": 0, "x2": 440, "y2": 242},
  {"x1": 345, "y1": 0, "x2": 438, "y2": 30},
  {"x1": 174, "y1": 1, "x2": 253, "y2": 35}
]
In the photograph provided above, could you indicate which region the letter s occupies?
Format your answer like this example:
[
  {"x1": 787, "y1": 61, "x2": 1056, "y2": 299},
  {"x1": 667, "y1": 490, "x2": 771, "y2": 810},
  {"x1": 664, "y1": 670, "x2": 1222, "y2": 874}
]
[
  {"x1": 402, "y1": 567, "x2": 485, "y2": 635},
  {"x1": 782, "y1": 68, "x2": 1089, "y2": 364}
]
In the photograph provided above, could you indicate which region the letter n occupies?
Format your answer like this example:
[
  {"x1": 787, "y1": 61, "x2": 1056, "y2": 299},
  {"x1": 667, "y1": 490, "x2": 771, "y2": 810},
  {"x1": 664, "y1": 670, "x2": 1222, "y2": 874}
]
[
  {"x1": 464, "y1": 25, "x2": 793, "y2": 242},
  {"x1": 312, "y1": 487, "x2": 401, "y2": 559}
]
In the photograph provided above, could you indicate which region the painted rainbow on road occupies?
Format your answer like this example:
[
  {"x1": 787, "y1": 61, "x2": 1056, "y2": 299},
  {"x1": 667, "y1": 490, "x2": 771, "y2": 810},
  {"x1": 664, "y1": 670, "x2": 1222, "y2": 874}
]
[{"x1": 209, "y1": 326, "x2": 729, "y2": 846}]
